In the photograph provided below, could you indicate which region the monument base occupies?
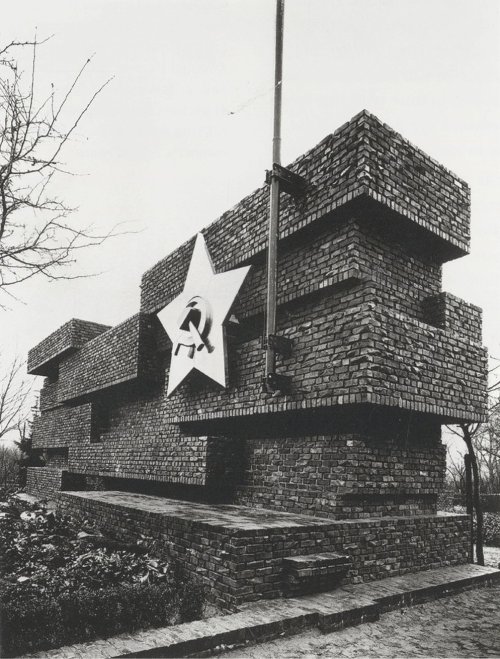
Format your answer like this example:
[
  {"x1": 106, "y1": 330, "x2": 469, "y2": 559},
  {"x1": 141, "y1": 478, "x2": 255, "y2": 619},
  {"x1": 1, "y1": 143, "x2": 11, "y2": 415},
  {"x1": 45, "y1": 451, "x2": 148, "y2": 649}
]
[{"x1": 57, "y1": 490, "x2": 469, "y2": 610}]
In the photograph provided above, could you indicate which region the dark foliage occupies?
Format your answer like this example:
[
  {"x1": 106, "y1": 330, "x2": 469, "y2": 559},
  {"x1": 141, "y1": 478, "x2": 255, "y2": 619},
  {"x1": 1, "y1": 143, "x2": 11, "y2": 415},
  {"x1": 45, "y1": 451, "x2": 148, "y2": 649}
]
[
  {"x1": 482, "y1": 512, "x2": 500, "y2": 547},
  {"x1": 1, "y1": 580, "x2": 204, "y2": 656},
  {"x1": 0, "y1": 490, "x2": 205, "y2": 656}
]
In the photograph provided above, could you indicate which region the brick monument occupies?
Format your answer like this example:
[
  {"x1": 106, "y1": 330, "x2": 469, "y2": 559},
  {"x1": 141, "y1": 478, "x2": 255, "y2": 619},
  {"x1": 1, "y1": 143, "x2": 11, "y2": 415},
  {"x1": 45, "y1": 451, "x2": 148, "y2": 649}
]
[{"x1": 26, "y1": 111, "x2": 487, "y2": 609}]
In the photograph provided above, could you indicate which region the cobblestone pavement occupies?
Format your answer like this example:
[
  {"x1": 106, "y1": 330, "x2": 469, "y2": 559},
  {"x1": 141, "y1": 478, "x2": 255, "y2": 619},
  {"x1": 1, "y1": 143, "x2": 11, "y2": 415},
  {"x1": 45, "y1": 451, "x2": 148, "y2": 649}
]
[{"x1": 222, "y1": 584, "x2": 500, "y2": 658}]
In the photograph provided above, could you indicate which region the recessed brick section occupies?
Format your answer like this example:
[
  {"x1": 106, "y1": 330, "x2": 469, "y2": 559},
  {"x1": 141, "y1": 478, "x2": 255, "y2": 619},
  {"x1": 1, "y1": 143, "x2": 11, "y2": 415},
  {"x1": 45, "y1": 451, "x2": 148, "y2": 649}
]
[
  {"x1": 423, "y1": 291, "x2": 482, "y2": 343},
  {"x1": 233, "y1": 431, "x2": 445, "y2": 519}
]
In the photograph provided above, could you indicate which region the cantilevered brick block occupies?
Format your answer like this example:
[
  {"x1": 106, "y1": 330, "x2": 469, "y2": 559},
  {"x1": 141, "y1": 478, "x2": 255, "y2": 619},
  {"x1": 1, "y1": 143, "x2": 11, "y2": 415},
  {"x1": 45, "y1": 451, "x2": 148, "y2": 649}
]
[
  {"x1": 140, "y1": 110, "x2": 470, "y2": 316},
  {"x1": 56, "y1": 313, "x2": 164, "y2": 402},
  {"x1": 27, "y1": 319, "x2": 111, "y2": 376},
  {"x1": 283, "y1": 552, "x2": 352, "y2": 596}
]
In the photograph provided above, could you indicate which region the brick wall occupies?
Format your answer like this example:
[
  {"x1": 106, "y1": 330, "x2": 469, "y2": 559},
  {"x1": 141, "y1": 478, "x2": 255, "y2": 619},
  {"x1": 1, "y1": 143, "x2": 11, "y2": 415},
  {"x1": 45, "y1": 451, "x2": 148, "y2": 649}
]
[
  {"x1": 45, "y1": 449, "x2": 68, "y2": 468},
  {"x1": 56, "y1": 314, "x2": 165, "y2": 402},
  {"x1": 140, "y1": 110, "x2": 469, "y2": 318},
  {"x1": 233, "y1": 431, "x2": 445, "y2": 519},
  {"x1": 26, "y1": 467, "x2": 65, "y2": 499},
  {"x1": 168, "y1": 288, "x2": 487, "y2": 423},
  {"x1": 39, "y1": 377, "x2": 60, "y2": 412},
  {"x1": 423, "y1": 292, "x2": 482, "y2": 343},
  {"x1": 57, "y1": 491, "x2": 469, "y2": 610},
  {"x1": 31, "y1": 403, "x2": 93, "y2": 449},
  {"x1": 28, "y1": 319, "x2": 111, "y2": 375}
]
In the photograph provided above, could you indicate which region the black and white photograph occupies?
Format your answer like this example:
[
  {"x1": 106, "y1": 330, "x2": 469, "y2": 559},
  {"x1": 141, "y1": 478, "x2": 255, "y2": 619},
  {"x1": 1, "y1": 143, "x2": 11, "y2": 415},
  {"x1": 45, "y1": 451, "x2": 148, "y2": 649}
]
[{"x1": 0, "y1": 1, "x2": 499, "y2": 657}]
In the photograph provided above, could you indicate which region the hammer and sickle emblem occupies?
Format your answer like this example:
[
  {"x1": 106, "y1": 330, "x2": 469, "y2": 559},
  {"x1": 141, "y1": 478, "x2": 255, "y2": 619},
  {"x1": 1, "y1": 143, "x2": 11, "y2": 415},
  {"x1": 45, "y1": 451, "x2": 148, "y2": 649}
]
[{"x1": 174, "y1": 296, "x2": 213, "y2": 359}]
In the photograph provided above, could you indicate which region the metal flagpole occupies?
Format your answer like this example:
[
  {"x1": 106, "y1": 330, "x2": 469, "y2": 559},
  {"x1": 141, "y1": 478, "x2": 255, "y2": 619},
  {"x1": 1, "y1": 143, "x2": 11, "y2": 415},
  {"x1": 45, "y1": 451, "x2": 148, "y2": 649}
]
[{"x1": 264, "y1": 0, "x2": 285, "y2": 388}]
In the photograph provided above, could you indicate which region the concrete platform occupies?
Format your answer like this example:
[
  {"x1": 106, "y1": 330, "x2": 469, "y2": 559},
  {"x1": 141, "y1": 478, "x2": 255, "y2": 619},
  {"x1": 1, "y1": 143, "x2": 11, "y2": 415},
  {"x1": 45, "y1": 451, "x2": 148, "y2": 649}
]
[{"x1": 25, "y1": 564, "x2": 500, "y2": 658}]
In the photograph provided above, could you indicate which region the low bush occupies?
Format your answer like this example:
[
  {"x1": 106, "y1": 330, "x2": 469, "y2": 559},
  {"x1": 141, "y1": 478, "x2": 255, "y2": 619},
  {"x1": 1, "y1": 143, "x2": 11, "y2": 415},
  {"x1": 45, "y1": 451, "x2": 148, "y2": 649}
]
[
  {"x1": 482, "y1": 512, "x2": 500, "y2": 546},
  {"x1": 0, "y1": 492, "x2": 206, "y2": 656},
  {"x1": 1, "y1": 578, "x2": 204, "y2": 657}
]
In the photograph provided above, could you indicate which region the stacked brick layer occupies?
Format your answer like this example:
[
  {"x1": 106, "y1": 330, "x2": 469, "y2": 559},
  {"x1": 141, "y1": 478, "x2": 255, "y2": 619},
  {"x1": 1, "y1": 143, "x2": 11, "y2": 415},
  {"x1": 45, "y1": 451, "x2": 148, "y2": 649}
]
[
  {"x1": 31, "y1": 404, "x2": 92, "y2": 449},
  {"x1": 26, "y1": 467, "x2": 65, "y2": 499},
  {"x1": 57, "y1": 491, "x2": 469, "y2": 610},
  {"x1": 141, "y1": 110, "x2": 470, "y2": 317},
  {"x1": 233, "y1": 432, "x2": 445, "y2": 519},
  {"x1": 168, "y1": 289, "x2": 487, "y2": 423},
  {"x1": 56, "y1": 314, "x2": 162, "y2": 402},
  {"x1": 27, "y1": 110, "x2": 486, "y2": 525},
  {"x1": 28, "y1": 319, "x2": 111, "y2": 375}
]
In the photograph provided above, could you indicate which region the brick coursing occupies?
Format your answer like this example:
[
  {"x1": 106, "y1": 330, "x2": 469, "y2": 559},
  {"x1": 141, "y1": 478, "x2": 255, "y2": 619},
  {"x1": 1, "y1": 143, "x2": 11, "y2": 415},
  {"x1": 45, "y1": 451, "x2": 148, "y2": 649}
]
[
  {"x1": 39, "y1": 377, "x2": 60, "y2": 412},
  {"x1": 140, "y1": 111, "x2": 469, "y2": 318},
  {"x1": 45, "y1": 449, "x2": 69, "y2": 468},
  {"x1": 228, "y1": 216, "x2": 443, "y2": 326},
  {"x1": 168, "y1": 287, "x2": 487, "y2": 423},
  {"x1": 26, "y1": 467, "x2": 65, "y2": 499},
  {"x1": 423, "y1": 292, "x2": 482, "y2": 343},
  {"x1": 56, "y1": 314, "x2": 164, "y2": 403},
  {"x1": 233, "y1": 432, "x2": 445, "y2": 519},
  {"x1": 31, "y1": 403, "x2": 92, "y2": 449},
  {"x1": 57, "y1": 491, "x2": 469, "y2": 610},
  {"x1": 28, "y1": 319, "x2": 111, "y2": 376}
]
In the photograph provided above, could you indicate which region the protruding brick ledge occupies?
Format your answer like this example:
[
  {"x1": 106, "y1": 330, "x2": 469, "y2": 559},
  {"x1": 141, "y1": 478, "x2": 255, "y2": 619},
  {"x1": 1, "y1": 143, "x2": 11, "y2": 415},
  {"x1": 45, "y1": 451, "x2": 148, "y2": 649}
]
[
  {"x1": 25, "y1": 564, "x2": 500, "y2": 659},
  {"x1": 28, "y1": 319, "x2": 111, "y2": 376}
]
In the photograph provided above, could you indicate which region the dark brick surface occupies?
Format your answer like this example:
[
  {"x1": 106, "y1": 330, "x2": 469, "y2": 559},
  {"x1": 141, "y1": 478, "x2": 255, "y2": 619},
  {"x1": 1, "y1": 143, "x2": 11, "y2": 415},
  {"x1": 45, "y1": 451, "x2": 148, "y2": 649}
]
[
  {"x1": 167, "y1": 289, "x2": 487, "y2": 423},
  {"x1": 233, "y1": 430, "x2": 445, "y2": 519},
  {"x1": 56, "y1": 314, "x2": 164, "y2": 402},
  {"x1": 27, "y1": 319, "x2": 111, "y2": 376},
  {"x1": 27, "y1": 111, "x2": 486, "y2": 600},
  {"x1": 423, "y1": 291, "x2": 482, "y2": 343},
  {"x1": 26, "y1": 467, "x2": 65, "y2": 499},
  {"x1": 57, "y1": 491, "x2": 470, "y2": 609},
  {"x1": 140, "y1": 110, "x2": 470, "y2": 317},
  {"x1": 31, "y1": 403, "x2": 92, "y2": 449}
]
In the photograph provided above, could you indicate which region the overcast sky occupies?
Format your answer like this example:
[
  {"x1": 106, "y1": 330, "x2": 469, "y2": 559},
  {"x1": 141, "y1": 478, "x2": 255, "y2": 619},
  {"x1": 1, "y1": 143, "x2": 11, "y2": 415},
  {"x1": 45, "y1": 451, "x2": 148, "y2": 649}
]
[{"x1": 2, "y1": 0, "x2": 499, "y2": 397}]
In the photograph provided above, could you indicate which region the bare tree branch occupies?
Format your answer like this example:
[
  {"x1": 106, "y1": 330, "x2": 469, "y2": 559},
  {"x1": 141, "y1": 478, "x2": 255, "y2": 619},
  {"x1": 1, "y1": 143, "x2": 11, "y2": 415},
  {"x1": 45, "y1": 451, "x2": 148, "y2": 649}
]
[
  {"x1": 0, "y1": 354, "x2": 32, "y2": 440},
  {"x1": 0, "y1": 36, "x2": 125, "y2": 305}
]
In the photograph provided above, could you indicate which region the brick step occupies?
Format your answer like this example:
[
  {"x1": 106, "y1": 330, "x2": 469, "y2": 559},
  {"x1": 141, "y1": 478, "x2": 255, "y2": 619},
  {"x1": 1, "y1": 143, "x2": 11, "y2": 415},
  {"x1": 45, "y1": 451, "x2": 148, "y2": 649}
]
[
  {"x1": 24, "y1": 565, "x2": 500, "y2": 658},
  {"x1": 283, "y1": 552, "x2": 352, "y2": 596}
]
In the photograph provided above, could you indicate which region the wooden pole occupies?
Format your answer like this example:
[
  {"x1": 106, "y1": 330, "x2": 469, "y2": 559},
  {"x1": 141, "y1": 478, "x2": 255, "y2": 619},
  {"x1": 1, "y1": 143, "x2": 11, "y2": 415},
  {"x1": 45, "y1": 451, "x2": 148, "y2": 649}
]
[{"x1": 265, "y1": 0, "x2": 285, "y2": 385}]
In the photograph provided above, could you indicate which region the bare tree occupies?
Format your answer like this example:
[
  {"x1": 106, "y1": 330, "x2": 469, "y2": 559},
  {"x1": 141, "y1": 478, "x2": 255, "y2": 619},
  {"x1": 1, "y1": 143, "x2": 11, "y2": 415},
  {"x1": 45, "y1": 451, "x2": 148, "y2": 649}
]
[
  {"x1": 446, "y1": 443, "x2": 465, "y2": 492},
  {"x1": 0, "y1": 37, "x2": 115, "y2": 305},
  {"x1": 0, "y1": 354, "x2": 32, "y2": 441},
  {"x1": 446, "y1": 356, "x2": 500, "y2": 566},
  {"x1": 0, "y1": 442, "x2": 20, "y2": 487}
]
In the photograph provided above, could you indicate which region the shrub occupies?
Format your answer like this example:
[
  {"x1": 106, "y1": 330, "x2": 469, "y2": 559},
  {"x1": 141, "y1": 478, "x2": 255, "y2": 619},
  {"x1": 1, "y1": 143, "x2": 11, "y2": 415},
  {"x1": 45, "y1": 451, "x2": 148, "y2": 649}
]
[
  {"x1": 0, "y1": 492, "x2": 206, "y2": 656},
  {"x1": 482, "y1": 512, "x2": 500, "y2": 546},
  {"x1": 1, "y1": 579, "x2": 204, "y2": 657}
]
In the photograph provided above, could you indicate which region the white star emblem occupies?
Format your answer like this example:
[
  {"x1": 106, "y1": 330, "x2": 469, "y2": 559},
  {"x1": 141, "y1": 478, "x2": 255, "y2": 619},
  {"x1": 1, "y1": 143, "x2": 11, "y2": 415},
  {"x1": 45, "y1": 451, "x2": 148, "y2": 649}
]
[{"x1": 157, "y1": 233, "x2": 251, "y2": 396}]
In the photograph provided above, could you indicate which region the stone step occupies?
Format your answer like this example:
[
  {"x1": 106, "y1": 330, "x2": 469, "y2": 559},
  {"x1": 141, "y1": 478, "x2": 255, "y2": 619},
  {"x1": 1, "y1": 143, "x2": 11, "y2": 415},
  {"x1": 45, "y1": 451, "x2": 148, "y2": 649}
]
[{"x1": 283, "y1": 552, "x2": 352, "y2": 596}]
